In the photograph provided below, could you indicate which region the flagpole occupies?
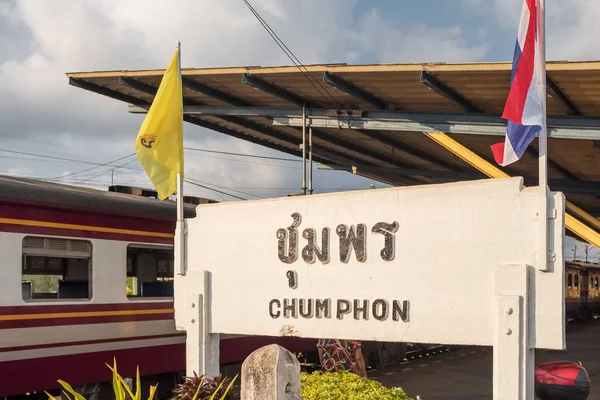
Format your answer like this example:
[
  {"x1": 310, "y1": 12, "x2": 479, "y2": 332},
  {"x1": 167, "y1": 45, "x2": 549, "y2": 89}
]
[
  {"x1": 539, "y1": 0, "x2": 547, "y2": 191},
  {"x1": 176, "y1": 40, "x2": 186, "y2": 276},
  {"x1": 538, "y1": 0, "x2": 549, "y2": 272}
]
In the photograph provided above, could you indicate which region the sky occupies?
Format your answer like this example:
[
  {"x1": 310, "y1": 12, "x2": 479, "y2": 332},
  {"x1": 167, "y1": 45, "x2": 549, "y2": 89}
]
[{"x1": 1, "y1": 0, "x2": 600, "y2": 257}]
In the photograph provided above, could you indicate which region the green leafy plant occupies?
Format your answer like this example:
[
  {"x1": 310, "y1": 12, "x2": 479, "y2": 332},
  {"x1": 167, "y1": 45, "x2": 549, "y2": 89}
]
[
  {"x1": 45, "y1": 357, "x2": 238, "y2": 400},
  {"x1": 45, "y1": 358, "x2": 157, "y2": 400},
  {"x1": 45, "y1": 359, "x2": 239, "y2": 400},
  {"x1": 171, "y1": 372, "x2": 240, "y2": 400},
  {"x1": 300, "y1": 370, "x2": 414, "y2": 400}
]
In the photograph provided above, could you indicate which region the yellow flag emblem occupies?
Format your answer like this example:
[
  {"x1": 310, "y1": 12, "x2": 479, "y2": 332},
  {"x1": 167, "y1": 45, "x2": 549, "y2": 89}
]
[{"x1": 134, "y1": 48, "x2": 183, "y2": 200}]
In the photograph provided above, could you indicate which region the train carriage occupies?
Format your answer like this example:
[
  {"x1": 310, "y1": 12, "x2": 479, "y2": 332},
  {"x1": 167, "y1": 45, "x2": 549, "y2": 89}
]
[{"x1": 0, "y1": 176, "x2": 316, "y2": 398}]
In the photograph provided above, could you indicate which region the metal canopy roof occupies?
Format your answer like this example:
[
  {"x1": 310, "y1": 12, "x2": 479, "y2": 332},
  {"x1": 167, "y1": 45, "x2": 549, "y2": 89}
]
[{"x1": 66, "y1": 61, "x2": 600, "y2": 217}]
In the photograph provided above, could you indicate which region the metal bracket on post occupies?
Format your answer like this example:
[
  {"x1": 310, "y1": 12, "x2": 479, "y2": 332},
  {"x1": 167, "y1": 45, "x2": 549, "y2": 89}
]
[
  {"x1": 539, "y1": 190, "x2": 549, "y2": 272},
  {"x1": 535, "y1": 193, "x2": 557, "y2": 270},
  {"x1": 176, "y1": 173, "x2": 186, "y2": 276},
  {"x1": 493, "y1": 265, "x2": 534, "y2": 400},
  {"x1": 183, "y1": 219, "x2": 189, "y2": 273},
  {"x1": 186, "y1": 271, "x2": 220, "y2": 378},
  {"x1": 175, "y1": 219, "x2": 187, "y2": 276}
]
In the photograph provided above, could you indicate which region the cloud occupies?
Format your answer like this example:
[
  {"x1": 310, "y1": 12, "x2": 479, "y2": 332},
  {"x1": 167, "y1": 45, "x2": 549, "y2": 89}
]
[
  {"x1": 352, "y1": 9, "x2": 489, "y2": 63},
  {"x1": 465, "y1": 0, "x2": 600, "y2": 61},
  {"x1": 545, "y1": 0, "x2": 600, "y2": 61},
  {"x1": 0, "y1": 0, "x2": 489, "y2": 200}
]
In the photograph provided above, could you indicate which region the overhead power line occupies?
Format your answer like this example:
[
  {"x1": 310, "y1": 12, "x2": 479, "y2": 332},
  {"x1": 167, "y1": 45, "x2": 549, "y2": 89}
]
[
  {"x1": 186, "y1": 151, "x2": 304, "y2": 170},
  {"x1": 51, "y1": 153, "x2": 137, "y2": 180},
  {"x1": 241, "y1": 0, "x2": 341, "y2": 107},
  {"x1": 0, "y1": 145, "x2": 304, "y2": 172},
  {"x1": 69, "y1": 156, "x2": 141, "y2": 185},
  {"x1": 0, "y1": 147, "x2": 138, "y2": 181},
  {"x1": 185, "y1": 177, "x2": 265, "y2": 199},
  {"x1": 0, "y1": 148, "x2": 137, "y2": 170},
  {"x1": 184, "y1": 146, "x2": 300, "y2": 162},
  {"x1": 0, "y1": 154, "x2": 98, "y2": 166},
  {"x1": 185, "y1": 179, "x2": 247, "y2": 201},
  {"x1": 0, "y1": 143, "x2": 351, "y2": 199}
]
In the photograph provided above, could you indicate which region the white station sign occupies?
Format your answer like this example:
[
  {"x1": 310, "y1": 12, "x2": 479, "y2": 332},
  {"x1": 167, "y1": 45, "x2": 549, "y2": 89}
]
[{"x1": 176, "y1": 177, "x2": 565, "y2": 350}]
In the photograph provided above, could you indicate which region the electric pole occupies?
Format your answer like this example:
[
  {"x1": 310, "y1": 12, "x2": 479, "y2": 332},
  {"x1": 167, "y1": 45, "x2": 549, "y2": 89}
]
[{"x1": 585, "y1": 244, "x2": 590, "y2": 263}]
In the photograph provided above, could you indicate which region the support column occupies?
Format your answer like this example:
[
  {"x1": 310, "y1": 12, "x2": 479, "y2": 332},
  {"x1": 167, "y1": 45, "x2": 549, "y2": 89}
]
[
  {"x1": 308, "y1": 127, "x2": 313, "y2": 195},
  {"x1": 493, "y1": 265, "x2": 534, "y2": 400},
  {"x1": 185, "y1": 271, "x2": 220, "y2": 378},
  {"x1": 301, "y1": 103, "x2": 307, "y2": 195}
]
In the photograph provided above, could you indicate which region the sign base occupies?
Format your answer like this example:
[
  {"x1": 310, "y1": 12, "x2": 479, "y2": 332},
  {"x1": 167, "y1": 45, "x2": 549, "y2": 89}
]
[
  {"x1": 183, "y1": 271, "x2": 220, "y2": 378},
  {"x1": 494, "y1": 265, "x2": 534, "y2": 400}
]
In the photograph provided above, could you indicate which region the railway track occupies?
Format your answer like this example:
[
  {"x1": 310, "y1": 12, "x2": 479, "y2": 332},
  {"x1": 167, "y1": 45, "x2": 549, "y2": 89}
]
[
  {"x1": 369, "y1": 344, "x2": 466, "y2": 371},
  {"x1": 401, "y1": 344, "x2": 460, "y2": 363},
  {"x1": 299, "y1": 344, "x2": 464, "y2": 373}
]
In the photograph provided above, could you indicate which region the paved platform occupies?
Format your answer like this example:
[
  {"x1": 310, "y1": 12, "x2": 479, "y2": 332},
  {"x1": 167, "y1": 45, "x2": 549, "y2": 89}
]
[{"x1": 370, "y1": 320, "x2": 600, "y2": 399}]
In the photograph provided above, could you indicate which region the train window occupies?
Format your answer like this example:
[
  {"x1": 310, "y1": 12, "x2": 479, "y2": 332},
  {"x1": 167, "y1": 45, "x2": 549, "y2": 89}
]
[
  {"x1": 126, "y1": 245, "x2": 174, "y2": 298},
  {"x1": 595, "y1": 277, "x2": 599, "y2": 289},
  {"x1": 21, "y1": 236, "x2": 92, "y2": 301},
  {"x1": 567, "y1": 273, "x2": 573, "y2": 288},
  {"x1": 574, "y1": 273, "x2": 579, "y2": 288}
]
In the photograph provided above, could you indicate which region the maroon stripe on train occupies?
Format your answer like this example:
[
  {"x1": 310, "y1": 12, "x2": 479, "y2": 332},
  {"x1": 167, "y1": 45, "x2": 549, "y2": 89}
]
[
  {"x1": 0, "y1": 332, "x2": 185, "y2": 353},
  {"x1": 0, "y1": 312, "x2": 174, "y2": 329},
  {"x1": 0, "y1": 344, "x2": 186, "y2": 397},
  {"x1": 0, "y1": 223, "x2": 173, "y2": 244},
  {"x1": 0, "y1": 202, "x2": 175, "y2": 233},
  {"x1": 0, "y1": 336, "x2": 318, "y2": 395},
  {"x1": 0, "y1": 301, "x2": 174, "y2": 315}
]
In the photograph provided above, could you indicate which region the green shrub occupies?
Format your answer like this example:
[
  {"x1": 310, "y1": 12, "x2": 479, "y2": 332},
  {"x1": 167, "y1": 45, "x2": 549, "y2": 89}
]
[{"x1": 300, "y1": 370, "x2": 413, "y2": 400}]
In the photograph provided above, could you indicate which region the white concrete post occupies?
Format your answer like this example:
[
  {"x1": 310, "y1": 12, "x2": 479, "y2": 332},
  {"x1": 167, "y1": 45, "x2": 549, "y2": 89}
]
[
  {"x1": 185, "y1": 270, "x2": 220, "y2": 378},
  {"x1": 493, "y1": 265, "x2": 534, "y2": 400},
  {"x1": 241, "y1": 344, "x2": 302, "y2": 400}
]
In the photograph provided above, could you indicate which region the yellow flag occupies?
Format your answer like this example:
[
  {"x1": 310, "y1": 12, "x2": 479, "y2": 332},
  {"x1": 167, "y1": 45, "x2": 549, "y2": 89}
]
[{"x1": 134, "y1": 48, "x2": 183, "y2": 200}]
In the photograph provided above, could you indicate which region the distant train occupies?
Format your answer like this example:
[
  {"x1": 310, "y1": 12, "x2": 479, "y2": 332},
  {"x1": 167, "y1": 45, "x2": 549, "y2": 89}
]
[
  {"x1": 565, "y1": 260, "x2": 600, "y2": 320},
  {"x1": 0, "y1": 175, "x2": 596, "y2": 398}
]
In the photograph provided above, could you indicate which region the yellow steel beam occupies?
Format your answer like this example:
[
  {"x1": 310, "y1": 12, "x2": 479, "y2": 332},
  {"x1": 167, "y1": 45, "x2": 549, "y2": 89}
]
[{"x1": 423, "y1": 131, "x2": 600, "y2": 248}]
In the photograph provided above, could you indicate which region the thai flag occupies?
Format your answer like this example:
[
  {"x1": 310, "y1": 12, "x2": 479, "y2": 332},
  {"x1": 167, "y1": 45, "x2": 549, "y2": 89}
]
[{"x1": 491, "y1": 0, "x2": 545, "y2": 166}]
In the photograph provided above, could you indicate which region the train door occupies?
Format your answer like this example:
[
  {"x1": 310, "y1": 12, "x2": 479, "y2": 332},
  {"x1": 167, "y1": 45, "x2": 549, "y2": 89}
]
[{"x1": 581, "y1": 271, "x2": 589, "y2": 316}]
